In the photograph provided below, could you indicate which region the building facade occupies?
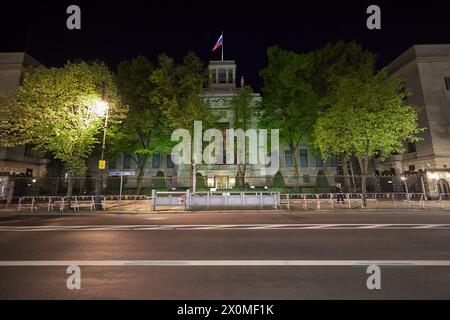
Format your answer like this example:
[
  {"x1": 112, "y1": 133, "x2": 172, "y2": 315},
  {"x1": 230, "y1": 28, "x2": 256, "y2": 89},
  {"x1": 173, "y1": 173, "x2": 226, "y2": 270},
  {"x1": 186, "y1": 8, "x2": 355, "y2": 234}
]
[
  {"x1": 379, "y1": 45, "x2": 450, "y2": 194},
  {"x1": 102, "y1": 59, "x2": 338, "y2": 190},
  {"x1": 0, "y1": 52, "x2": 48, "y2": 199}
]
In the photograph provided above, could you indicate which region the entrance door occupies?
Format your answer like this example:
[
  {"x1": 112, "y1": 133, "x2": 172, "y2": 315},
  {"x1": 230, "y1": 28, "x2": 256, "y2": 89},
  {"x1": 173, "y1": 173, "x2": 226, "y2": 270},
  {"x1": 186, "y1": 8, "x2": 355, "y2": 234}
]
[
  {"x1": 215, "y1": 176, "x2": 228, "y2": 189},
  {"x1": 438, "y1": 179, "x2": 450, "y2": 198}
]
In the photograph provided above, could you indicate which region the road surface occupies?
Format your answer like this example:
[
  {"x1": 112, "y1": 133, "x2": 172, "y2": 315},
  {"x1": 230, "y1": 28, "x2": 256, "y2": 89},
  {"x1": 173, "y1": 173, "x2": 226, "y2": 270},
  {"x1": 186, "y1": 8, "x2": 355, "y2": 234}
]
[{"x1": 0, "y1": 210, "x2": 449, "y2": 299}]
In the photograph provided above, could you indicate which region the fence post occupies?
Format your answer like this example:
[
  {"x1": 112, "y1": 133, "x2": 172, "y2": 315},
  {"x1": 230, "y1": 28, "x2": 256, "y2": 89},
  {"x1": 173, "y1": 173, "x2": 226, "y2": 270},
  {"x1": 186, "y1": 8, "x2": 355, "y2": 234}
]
[
  {"x1": 151, "y1": 189, "x2": 156, "y2": 211},
  {"x1": 185, "y1": 189, "x2": 190, "y2": 211}
]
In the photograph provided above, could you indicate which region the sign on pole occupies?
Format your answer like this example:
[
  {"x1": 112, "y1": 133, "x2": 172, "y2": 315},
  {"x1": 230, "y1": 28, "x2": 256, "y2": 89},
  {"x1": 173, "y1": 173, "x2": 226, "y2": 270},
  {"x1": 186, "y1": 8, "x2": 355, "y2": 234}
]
[{"x1": 98, "y1": 160, "x2": 106, "y2": 170}]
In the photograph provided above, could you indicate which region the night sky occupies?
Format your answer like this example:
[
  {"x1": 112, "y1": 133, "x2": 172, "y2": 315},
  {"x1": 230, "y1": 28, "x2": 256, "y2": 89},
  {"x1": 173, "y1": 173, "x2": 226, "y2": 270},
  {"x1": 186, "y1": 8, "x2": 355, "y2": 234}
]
[{"x1": 2, "y1": 0, "x2": 450, "y2": 91}]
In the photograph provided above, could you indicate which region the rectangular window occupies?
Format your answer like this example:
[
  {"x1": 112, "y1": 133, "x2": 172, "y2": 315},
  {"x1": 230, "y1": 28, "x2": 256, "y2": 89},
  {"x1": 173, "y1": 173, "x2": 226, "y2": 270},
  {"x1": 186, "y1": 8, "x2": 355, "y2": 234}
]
[
  {"x1": 218, "y1": 69, "x2": 227, "y2": 83},
  {"x1": 285, "y1": 149, "x2": 293, "y2": 167},
  {"x1": 108, "y1": 158, "x2": 117, "y2": 169},
  {"x1": 152, "y1": 153, "x2": 160, "y2": 168},
  {"x1": 445, "y1": 77, "x2": 450, "y2": 90},
  {"x1": 331, "y1": 156, "x2": 338, "y2": 167},
  {"x1": 300, "y1": 149, "x2": 309, "y2": 167},
  {"x1": 123, "y1": 154, "x2": 131, "y2": 169},
  {"x1": 24, "y1": 145, "x2": 33, "y2": 157},
  {"x1": 303, "y1": 174, "x2": 311, "y2": 183},
  {"x1": 407, "y1": 142, "x2": 417, "y2": 153},
  {"x1": 166, "y1": 155, "x2": 175, "y2": 168},
  {"x1": 315, "y1": 155, "x2": 324, "y2": 167},
  {"x1": 210, "y1": 69, "x2": 217, "y2": 83},
  {"x1": 228, "y1": 69, "x2": 233, "y2": 83}
]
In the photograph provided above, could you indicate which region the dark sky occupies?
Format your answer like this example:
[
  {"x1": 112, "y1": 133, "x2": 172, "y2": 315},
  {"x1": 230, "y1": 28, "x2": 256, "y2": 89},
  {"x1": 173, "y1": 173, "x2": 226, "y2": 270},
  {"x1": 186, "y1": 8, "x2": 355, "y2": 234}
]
[{"x1": 2, "y1": 0, "x2": 450, "y2": 91}]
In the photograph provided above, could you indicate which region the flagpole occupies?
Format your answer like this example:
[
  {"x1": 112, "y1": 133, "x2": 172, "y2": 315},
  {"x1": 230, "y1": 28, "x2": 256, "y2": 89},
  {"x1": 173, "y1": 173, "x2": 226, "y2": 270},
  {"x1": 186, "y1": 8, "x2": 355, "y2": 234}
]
[{"x1": 221, "y1": 31, "x2": 224, "y2": 62}]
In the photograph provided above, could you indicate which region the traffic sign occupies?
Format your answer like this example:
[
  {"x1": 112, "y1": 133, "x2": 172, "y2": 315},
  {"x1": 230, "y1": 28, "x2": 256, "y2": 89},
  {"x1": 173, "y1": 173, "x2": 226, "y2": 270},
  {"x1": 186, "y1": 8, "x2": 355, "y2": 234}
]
[
  {"x1": 108, "y1": 171, "x2": 136, "y2": 176},
  {"x1": 98, "y1": 160, "x2": 106, "y2": 170}
]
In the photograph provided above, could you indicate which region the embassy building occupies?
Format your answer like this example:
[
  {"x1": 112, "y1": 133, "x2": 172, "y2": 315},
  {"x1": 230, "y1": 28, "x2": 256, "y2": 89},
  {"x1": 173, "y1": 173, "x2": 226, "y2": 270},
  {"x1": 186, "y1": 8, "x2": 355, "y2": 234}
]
[{"x1": 98, "y1": 59, "x2": 339, "y2": 190}]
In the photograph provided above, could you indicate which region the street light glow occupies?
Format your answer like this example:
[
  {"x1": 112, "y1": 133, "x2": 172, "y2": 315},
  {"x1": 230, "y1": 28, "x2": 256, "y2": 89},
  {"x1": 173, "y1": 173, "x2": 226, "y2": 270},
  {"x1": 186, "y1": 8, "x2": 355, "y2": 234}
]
[{"x1": 94, "y1": 100, "x2": 109, "y2": 117}]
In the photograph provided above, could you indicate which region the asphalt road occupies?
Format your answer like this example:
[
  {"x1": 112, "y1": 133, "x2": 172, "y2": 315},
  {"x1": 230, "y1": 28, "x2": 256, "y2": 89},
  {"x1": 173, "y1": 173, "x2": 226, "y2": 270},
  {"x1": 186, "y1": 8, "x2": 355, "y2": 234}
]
[{"x1": 0, "y1": 210, "x2": 449, "y2": 299}]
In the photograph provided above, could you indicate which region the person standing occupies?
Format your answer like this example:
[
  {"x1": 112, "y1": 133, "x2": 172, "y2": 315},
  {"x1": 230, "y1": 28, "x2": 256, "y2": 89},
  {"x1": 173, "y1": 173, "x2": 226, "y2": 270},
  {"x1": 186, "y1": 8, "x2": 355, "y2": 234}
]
[{"x1": 336, "y1": 183, "x2": 345, "y2": 204}]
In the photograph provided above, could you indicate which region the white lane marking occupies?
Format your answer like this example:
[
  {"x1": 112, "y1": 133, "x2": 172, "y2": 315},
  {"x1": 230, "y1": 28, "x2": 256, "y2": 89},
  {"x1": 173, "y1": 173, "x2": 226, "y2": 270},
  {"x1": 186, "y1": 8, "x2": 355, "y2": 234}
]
[
  {"x1": 412, "y1": 224, "x2": 446, "y2": 229},
  {"x1": 0, "y1": 260, "x2": 450, "y2": 267},
  {"x1": 356, "y1": 224, "x2": 393, "y2": 229},
  {"x1": 0, "y1": 224, "x2": 450, "y2": 232}
]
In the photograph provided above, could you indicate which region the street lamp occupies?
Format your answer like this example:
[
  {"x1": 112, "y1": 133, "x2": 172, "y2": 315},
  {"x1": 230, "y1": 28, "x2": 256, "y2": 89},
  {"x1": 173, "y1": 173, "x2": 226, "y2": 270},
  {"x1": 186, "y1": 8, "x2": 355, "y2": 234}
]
[
  {"x1": 94, "y1": 100, "x2": 109, "y2": 209},
  {"x1": 401, "y1": 176, "x2": 409, "y2": 197}
]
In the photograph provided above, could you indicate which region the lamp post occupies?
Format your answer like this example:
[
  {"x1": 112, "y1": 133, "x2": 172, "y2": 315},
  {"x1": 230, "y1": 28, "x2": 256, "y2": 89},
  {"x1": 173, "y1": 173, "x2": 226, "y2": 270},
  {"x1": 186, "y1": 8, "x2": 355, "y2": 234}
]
[
  {"x1": 94, "y1": 100, "x2": 109, "y2": 209},
  {"x1": 401, "y1": 176, "x2": 409, "y2": 198}
]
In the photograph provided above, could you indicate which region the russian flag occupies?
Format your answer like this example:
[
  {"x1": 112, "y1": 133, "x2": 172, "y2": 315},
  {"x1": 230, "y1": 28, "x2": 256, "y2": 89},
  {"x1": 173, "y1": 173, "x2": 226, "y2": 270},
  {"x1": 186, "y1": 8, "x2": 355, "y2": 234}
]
[{"x1": 212, "y1": 34, "x2": 223, "y2": 52}]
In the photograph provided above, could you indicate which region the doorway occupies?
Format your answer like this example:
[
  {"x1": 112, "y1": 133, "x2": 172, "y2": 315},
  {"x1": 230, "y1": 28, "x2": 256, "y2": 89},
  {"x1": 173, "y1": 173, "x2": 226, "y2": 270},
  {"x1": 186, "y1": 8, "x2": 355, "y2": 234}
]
[{"x1": 215, "y1": 176, "x2": 228, "y2": 189}]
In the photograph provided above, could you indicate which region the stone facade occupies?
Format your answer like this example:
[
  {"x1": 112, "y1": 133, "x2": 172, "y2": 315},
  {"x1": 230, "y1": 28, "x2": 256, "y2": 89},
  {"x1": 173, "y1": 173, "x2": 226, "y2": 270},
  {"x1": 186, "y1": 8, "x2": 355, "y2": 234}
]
[
  {"x1": 380, "y1": 45, "x2": 450, "y2": 194},
  {"x1": 0, "y1": 52, "x2": 47, "y2": 177}
]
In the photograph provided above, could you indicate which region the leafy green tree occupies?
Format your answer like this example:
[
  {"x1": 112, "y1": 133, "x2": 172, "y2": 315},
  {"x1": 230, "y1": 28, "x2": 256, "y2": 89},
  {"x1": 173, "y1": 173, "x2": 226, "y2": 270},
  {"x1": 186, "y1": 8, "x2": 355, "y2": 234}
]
[
  {"x1": 0, "y1": 61, "x2": 125, "y2": 198},
  {"x1": 150, "y1": 52, "x2": 217, "y2": 190},
  {"x1": 312, "y1": 41, "x2": 376, "y2": 187},
  {"x1": 228, "y1": 85, "x2": 256, "y2": 191},
  {"x1": 259, "y1": 46, "x2": 320, "y2": 189},
  {"x1": 112, "y1": 55, "x2": 172, "y2": 193},
  {"x1": 313, "y1": 69, "x2": 424, "y2": 195}
]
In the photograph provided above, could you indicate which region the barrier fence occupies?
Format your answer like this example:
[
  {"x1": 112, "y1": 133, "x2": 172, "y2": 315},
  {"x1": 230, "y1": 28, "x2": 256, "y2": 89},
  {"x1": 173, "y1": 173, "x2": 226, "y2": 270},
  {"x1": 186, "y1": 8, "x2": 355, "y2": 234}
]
[{"x1": 1, "y1": 192, "x2": 449, "y2": 213}]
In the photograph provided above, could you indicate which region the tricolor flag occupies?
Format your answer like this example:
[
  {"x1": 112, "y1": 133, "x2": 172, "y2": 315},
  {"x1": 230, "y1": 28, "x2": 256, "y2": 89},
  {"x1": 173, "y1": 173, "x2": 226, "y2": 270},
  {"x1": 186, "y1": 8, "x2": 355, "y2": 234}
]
[{"x1": 212, "y1": 34, "x2": 223, "y2": 52}]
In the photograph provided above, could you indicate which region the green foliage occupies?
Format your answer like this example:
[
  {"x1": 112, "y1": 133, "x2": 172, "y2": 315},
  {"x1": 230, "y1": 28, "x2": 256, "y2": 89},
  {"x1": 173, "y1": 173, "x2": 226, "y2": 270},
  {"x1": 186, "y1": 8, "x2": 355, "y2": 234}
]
[
  {"x1": 314, "y1": 169, "x2": 330, "y2": 190},
  {"x1": 0, "y1": 61, "x2": 126, "y2": 173},
  {"x1": 273, "y1": 171, "x2": 286, "y2": 188},
  {"x1": 111, "y1": 55, "x2": 172, "y2": 185},
  {"x1": 150, "y1": 52, "x2": 217, "y2": 134},
  {"x1": 259, "y1": 46, "x2": 320, "y2": 147},
  {"x1": 196, "y1": 172, "x2": 206, "y2": 189},
  {"x1": 154, "y1": 170, "x2": 166, "y2": 189}
]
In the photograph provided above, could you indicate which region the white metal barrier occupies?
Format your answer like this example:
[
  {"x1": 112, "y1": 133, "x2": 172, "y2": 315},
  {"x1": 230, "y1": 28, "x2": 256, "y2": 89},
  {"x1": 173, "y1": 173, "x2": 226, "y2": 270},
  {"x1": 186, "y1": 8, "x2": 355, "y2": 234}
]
[{"x1": 151, "y1": 190, "x2": 280, "y2": 211}]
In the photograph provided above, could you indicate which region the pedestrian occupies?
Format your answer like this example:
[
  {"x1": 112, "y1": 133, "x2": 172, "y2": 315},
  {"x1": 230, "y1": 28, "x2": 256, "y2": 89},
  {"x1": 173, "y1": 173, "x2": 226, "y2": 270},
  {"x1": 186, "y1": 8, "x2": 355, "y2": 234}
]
[{"x1": 336, "y1": 183, "x2": 345, "y2": 204}]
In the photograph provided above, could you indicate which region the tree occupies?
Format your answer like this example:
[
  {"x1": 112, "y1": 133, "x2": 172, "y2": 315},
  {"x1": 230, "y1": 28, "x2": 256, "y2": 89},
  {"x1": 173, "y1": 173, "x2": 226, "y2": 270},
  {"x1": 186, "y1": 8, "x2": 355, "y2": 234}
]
[
  {"x1": 313, "y1": 69, "x2": 424, "y2": 195},
  {"x1": 112, "y1": 55, "x2": 172, "y2": 193},
  {"x1": 259, "y1": 46, "x2": 320, "y2": 189},
  {"x1": 150, "y1": 52, "x2": 217, "y2": 190},
  {"x1": 0, "y1": 61, "x2": 125, "y2": 198},
  {"x1": 228, "y1": 85, "x2": 256, "y2": 191},
  {"x1": 312, "y1": 41, "x2": 376, "y2": 188}
]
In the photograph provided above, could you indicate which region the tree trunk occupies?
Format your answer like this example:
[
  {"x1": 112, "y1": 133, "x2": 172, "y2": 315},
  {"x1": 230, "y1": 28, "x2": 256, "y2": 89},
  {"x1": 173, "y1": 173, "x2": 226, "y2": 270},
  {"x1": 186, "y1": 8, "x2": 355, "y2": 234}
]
[
  {"x1": 340, "y1": 154, "x2": 352, "y2": 191},
  {"x1": 66, "y1": 173, "x2": 74, "y2": 209},
  {"x1": 289, "y1": 143, "x2": 300, "y2": 191},
  {"x1": 237, "y1": 164, "x2": 245, "y2": 191},
  {"x1": 357, "y1": 156, "x2": 369, "y2": 194},
  {"x1": 135, "y1": 158, "x2": 148, "y2": 194}
]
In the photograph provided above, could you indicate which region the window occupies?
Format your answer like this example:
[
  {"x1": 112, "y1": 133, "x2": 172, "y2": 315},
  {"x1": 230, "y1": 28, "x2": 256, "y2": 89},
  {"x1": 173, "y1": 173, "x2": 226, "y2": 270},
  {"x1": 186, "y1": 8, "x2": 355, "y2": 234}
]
[
  {"x1": 315, "y1": 155, "x2": 324, "y2": 167},
  {"x1": 303, "y1": 174, "x2": 311, "y2": 183},
  {"x1": 300, "y1": 149, "x2": 309, "y2": 167},
  {"x1": 285, "y1": 149, "x2": 293, "y2": 167},
  {"x1": 228, "y1": 69, "x2": 233, "y2": 83},
  {"x1": 331, "y1": 156, "x2": 338, "y2": 168},
  {"x1": 218, "y1": 69, "x2": 227, "y2": 83},
  {"x1": 445, "y1": 77, "x2": 450, "y2": 90},
  {"x1": 407, "y1": 142, "x2": 417, "y2": 153},
  {"x1": 167, "y1": 155, "x2": 175, "y2": 168},
  {"x1": 108, "y1": 158, "x2": 117, "y2": 169},
  {"x1": 210, "y1": 69, "x2": 217, "y2": 83},
  {"x1": 24, "y1": 145, "x2": 33, "y2": 157},
  {"x1": 152, "y1": 153, "x2": 160, "y2": 168},
  {"x1": 123, "y1": 154, "x2": 131, "y2": 169}
]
